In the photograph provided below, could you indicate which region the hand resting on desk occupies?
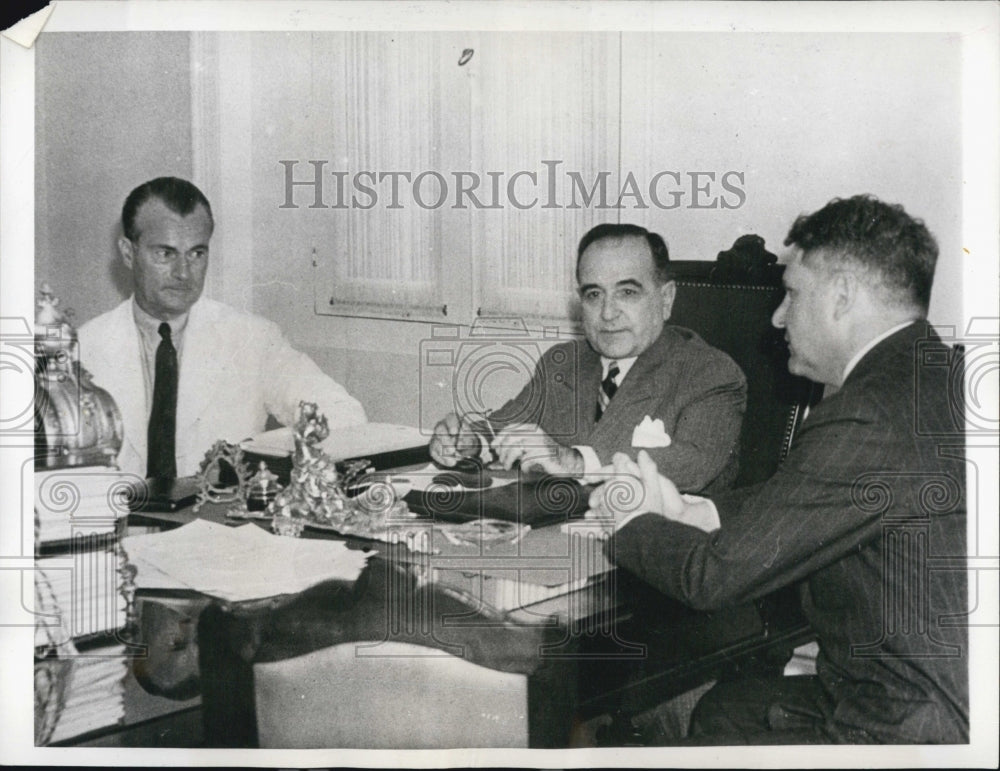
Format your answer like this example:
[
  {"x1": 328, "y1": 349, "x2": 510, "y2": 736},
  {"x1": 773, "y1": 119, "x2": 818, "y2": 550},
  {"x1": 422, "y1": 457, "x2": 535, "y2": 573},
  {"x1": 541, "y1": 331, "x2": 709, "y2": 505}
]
[
  {"x1": 430, "y1": 412, "x2": 584, "y2": 477},
  {"x1": 491, "y1": 423, "x2": 585, "y2": 477},
  {"x1": 587, "y1": 451, "x2": 720, "y2": 533}
]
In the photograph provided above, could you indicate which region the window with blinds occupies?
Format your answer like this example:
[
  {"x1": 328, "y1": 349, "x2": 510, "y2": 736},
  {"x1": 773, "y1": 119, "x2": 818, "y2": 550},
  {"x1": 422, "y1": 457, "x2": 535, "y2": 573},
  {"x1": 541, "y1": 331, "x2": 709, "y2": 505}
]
[
  {"x1": 311, "y1": 32, "x2": 471, "y2": 320},
  {"x1": 307, "y1": 31, "x2": 622, "y2": 326},
  {"x1": 221, "y1": 32, "x2": 632, "y2": 326},
  {"x1": 470, "y1": 33, "x2": 620, "y2": 321}
]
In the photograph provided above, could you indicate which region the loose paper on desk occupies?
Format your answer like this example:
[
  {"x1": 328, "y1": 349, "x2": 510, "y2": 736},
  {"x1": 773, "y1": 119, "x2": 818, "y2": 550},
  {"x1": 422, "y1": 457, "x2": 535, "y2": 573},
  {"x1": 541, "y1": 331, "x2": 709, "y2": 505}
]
[
  {"x1": 241, "y1": 422, "x2": 426, "y2": 460},
  {"x1": 122, "y1": 519, "x2": 370, "y2": 603}
]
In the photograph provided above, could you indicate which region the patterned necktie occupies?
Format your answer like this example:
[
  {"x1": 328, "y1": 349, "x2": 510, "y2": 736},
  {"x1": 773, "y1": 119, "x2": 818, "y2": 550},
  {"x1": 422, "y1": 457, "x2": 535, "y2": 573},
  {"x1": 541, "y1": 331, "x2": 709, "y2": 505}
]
[
  {"x1": 147, "y1": 322, "x2": 178, "y2": 478},
  {"x1": 596, "y1": 361, "x2": 620, "y2": 421}
]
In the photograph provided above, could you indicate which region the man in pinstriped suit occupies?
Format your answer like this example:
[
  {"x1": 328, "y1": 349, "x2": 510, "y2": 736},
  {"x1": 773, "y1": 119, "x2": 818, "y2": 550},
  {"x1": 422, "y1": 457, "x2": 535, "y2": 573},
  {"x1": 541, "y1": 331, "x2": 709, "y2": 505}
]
[{"x1": 593, "y1": 195, "x2": 968, "y2": 744}]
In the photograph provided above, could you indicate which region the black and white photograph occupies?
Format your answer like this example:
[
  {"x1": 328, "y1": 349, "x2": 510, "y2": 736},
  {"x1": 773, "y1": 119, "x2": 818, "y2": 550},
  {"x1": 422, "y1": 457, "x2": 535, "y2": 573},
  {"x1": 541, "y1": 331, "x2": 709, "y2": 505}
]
[{"x1": 1, "y1": 1, "x2": 997, "y2": 766}]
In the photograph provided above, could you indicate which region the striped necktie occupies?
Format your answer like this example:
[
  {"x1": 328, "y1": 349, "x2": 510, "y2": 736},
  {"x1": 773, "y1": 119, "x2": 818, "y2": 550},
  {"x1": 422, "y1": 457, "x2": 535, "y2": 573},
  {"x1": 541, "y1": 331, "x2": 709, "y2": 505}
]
[
  {"x1": 596, "y1": 361, "x2": 620, "y2": 421},
  {"x1": 147, "y1": 322, "x2": 178, "y2": 478}
]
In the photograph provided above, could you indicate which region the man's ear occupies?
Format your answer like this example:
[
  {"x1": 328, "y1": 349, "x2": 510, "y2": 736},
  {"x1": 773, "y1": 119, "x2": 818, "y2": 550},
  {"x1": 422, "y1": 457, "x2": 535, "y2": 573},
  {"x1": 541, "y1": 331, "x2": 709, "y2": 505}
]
[
  {"x1": 831, "y1": 270, "x2": 857, "y2": 321},
  {"x1": 118, "y1": 236, "x2": 135, "y2": 270},
  {"x1": 660, "y1": 280, "x2": 677, "y2": 320}
]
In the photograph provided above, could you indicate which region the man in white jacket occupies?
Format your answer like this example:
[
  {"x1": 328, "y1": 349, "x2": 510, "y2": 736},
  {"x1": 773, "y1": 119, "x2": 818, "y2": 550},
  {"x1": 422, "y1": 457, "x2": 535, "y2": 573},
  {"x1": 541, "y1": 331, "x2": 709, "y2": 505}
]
[{"x1": 79, "y1": 176, "x2": 366, "y2": 478}]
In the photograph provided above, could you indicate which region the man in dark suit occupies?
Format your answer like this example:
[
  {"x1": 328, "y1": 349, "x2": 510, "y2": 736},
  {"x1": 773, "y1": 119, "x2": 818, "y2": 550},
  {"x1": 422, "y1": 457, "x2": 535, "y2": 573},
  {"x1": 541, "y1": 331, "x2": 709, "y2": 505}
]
[
  {"x1": 592, "y1": 195, "x2": 968, "y2": 743},
  {"x1": 430, "y1": 224, "x2": 747, "y2": 494}
]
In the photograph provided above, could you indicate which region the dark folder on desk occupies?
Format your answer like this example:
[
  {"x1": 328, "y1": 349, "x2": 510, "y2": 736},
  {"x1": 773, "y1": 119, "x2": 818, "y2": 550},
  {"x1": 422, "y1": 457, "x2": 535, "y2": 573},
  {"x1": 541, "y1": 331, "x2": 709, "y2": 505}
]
[
  {"x1": 403, "y1": 477, "x2": 594, "y2": 528},
  {"x1": 128, "y1": 476, "x2": 200, "y2": 513},
  {"x1": 240, "y1": 445, "x2": 430, "y2": 487}
]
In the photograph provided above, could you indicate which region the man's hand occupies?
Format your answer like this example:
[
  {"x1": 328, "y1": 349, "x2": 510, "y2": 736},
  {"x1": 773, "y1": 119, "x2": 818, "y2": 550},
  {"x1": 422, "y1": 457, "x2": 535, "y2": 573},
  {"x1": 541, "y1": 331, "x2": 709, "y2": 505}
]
[
  {"x1": 588, "y1": 450, "x2": 720, "y2": 532},
  {"x1": 491, "y1": 423, "x2": 584, "y2": 476},
  {"x1": 429, "y1": 412, "x2": 482, "y2": 467}
]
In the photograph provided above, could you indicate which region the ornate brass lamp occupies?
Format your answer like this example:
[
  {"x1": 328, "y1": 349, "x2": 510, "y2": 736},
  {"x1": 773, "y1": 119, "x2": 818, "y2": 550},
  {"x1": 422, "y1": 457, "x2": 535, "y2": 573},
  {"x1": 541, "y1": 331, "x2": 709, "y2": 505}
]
[{"x1": 34, "y1": 283, "x2": 123, "y2": 469}]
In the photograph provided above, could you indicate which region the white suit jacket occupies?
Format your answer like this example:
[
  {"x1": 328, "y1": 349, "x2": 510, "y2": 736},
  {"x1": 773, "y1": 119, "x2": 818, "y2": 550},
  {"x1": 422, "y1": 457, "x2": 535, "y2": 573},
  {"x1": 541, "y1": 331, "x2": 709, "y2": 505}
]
[{"x1": 78, "y1": 297, "x2": 367, "y2": 477}]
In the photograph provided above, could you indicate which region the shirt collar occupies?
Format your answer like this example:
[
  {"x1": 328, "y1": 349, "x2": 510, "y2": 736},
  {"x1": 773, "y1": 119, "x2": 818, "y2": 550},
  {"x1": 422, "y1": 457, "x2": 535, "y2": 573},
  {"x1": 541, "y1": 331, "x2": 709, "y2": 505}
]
[
  {"x1": 841, "y1": 320, "x2": 917, "y2": 383},
  {"x1": 131, "y1": 296, "x2": 190, "y2": 340},
  {"x1": 601, "y1": 355, "x2": 637, "y2": 382}
]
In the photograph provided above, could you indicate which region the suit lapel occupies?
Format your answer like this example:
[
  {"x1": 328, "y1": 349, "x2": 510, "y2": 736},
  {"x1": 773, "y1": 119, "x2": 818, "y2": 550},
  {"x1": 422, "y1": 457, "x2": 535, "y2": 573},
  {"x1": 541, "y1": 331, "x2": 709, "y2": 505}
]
[
  {"x1": 586, "y1": 326, "x2": 674, "y2": 446},
  {"x1": 574, "y1": 339, "x2": 603, "y2": 435},
  {"x1": 591, "y1": 327, "x2": 673, "y2": 442},
  {"x1": 112, "y1": 300, "x2": 148, "y2": 469},
  {"x1": 175, "y1": 300, "x2": 218, "y2": 447},
  {"x1": 603, "y1": 327, "x2": 674, "y2": 413}
]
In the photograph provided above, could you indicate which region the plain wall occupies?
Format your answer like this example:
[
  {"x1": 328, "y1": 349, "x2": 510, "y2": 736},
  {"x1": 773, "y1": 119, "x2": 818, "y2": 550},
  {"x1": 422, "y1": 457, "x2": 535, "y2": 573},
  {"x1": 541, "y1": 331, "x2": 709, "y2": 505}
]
[{"x1": 35, "y1": 32, "x2": 193, "y2": 326}]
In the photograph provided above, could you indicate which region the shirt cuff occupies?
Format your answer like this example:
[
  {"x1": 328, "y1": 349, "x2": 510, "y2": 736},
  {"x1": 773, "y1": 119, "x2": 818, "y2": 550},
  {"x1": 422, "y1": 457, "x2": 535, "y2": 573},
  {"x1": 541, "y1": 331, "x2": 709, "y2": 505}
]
[
  {"x1": 573, "y1": 445, "x2": 603, "y2": 483},
  {"x1": 614, "y1": 494, "x2": 719, "y2": 533}
]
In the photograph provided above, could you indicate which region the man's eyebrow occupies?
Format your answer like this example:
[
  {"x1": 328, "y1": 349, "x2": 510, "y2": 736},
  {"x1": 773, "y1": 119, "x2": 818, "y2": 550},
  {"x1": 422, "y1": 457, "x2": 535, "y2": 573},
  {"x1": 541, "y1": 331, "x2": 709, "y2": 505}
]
[
  {"x1": 615, "y1": 278, "x2": 644, "y2": 289},
  {"x1": 578, "y1": 282, "x2": 601, "y2": 294}
]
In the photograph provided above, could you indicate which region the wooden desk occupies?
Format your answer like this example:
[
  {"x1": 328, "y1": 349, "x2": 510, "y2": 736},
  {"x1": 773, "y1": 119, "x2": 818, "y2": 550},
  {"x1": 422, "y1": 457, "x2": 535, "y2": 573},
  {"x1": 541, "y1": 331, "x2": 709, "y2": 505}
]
[
  {"x1": 128, "y1": 500, "x2": 599, "y2": 747},
  {"x1": 126, "y1": 483, "x2": 812, "y2": 747}
]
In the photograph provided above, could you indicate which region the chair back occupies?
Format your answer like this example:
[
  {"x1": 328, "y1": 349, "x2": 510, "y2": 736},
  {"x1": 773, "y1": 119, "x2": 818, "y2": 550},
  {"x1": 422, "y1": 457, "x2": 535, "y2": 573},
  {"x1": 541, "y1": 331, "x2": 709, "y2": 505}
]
[
  {"x1": 197, "y1": 559, "x2": 578, "y2": 748},
  {"x1": 668, "y1": 252, "x2": 821, "y2": 488},
  {"x1": 254, "y1": 640, "x2": 529, "y2": 748}
]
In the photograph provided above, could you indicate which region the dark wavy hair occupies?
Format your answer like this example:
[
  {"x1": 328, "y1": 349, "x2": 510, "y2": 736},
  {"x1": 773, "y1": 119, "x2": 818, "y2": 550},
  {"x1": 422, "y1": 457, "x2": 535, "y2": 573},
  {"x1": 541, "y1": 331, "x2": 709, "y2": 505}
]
[
  {"x1": 122, "y1": 177, "x2": 214, "y2": 242},
  {"x1": 784, "y1": 194, "x2": 937, "y2": 313},
  {"x1": 576, "y1": 223, "x2": 671, "y2": 284}
]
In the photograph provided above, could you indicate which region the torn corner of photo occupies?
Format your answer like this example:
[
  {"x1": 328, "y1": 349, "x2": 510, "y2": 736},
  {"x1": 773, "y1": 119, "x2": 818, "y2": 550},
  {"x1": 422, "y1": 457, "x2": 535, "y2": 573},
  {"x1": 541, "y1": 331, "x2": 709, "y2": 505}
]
[{"x1": 2, "y1": 3, "x2": 54, "y2": 48}]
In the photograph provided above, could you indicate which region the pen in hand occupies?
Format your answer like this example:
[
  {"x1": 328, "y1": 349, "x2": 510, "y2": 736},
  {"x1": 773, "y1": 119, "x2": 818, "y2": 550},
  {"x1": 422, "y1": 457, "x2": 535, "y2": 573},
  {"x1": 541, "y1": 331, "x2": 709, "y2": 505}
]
[{"x1": 473, "y1": 409, "x2": 504, "y2": 468}]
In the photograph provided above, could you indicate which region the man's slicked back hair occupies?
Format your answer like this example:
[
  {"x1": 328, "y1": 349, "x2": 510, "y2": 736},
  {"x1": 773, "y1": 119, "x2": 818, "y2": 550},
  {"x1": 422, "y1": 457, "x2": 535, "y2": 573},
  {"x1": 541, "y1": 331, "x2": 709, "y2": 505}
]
[
  {"x1": 784, "y1": 194, "x2": 938, "y2": 313},
  {"x1": 122, "y1": 177, "x2": 214, "y2": 242},
  {"x1": 576, "y1": 223, "x2": 671, "y2": 284}
]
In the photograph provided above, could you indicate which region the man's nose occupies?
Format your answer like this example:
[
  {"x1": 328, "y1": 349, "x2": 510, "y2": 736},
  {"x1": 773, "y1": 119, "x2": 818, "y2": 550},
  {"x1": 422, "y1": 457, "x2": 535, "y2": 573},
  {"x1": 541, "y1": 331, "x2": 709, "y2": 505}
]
[
  {"x1": 772, "y1": 297, "x2": 787, "y2": 329},
  {"x1": 601, "y1": 296, "x2": 620, "y2": 321},
  {"x1": 171, "y1": 256, "x2": 191, "y2": 280}
]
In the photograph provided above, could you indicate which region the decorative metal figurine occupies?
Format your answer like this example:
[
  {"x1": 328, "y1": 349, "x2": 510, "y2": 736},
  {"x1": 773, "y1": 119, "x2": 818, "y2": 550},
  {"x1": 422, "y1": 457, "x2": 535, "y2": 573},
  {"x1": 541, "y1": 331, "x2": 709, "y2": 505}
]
[
  {"x1": 247, "y1": 460, "x2": 282, "y2": 511},
  {"x1": 269, "y1": 402, "x2": 344, "y2": 536},
  {"x1": 268, "y1": 401, "x2": 408, "y2": 539},
  {"x1": 193, "y1": 439, "x2": 252, "y2": 513}
]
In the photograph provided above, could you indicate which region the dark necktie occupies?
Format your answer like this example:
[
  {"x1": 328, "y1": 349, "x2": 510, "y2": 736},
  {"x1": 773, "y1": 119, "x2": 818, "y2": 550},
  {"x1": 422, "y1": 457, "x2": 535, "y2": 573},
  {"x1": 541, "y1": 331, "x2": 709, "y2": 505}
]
[
  {"x1": 596, "y1": 361, "x2": 620, "y2": 421},
  {"x1": 147, "y1": 322, "x2": 178, "y2": 478}
]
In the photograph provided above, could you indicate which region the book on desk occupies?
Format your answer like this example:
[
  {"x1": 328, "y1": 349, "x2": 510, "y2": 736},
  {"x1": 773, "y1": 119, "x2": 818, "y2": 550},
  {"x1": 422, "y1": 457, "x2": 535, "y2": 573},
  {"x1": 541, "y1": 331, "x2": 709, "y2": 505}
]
[{"x1": 240, "y1": 423, "x2": 431, "y2": 484}]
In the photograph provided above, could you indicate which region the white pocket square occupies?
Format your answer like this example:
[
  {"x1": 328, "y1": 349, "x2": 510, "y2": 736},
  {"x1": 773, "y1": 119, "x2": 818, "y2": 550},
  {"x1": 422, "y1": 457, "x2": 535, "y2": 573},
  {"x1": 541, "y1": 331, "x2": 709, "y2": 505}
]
[{"x1": 631, "y1": 416, "x2": 672, "y2": 448}]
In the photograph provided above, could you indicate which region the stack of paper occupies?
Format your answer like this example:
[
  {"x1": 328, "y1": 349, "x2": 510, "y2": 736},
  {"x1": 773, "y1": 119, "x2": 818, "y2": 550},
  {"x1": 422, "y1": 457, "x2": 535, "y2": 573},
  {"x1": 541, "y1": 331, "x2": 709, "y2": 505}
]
[
  {"x1": 241, "y1": 422, "x2": 426, "y2": 461},
  {"x1": 34, "y1": 468, "x2": 132, "y2": 544},
  {"x1": 47, "y1": 643, "x2": 128, "y2": 743},
  {"x1": 123, "y1": 519, "x2": 372, "y2": 603},
  {"x1": 33, "y1": 468, "x2": 132, "y2": 745},
  {"x1": 35, "y1": 547, "x2": 126, "y2": 641}
]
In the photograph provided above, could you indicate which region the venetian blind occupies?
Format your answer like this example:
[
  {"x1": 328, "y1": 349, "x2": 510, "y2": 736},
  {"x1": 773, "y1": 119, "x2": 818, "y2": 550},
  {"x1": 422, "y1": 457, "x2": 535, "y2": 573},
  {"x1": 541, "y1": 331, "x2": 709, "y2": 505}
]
[
  {"x1": 471, "y1": 33, "x2": 621, "y2": 322},
  {"x1": 316, "y1": 32, "x2": 467, "y2": 319}
]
